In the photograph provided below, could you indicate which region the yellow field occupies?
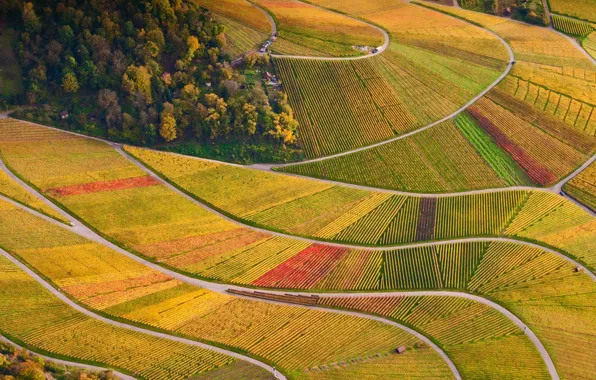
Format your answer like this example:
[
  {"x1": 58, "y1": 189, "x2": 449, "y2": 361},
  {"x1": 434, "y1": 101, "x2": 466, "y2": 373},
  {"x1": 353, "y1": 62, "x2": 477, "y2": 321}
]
[
  {"x1": 196, "y1": 0, "x2": 272, "y2": 32},
  {"x1": 0, "y1": 198, "x2": 450, "y2": 377},
  {"x1": 0, "y1": 168, "x2": 68, "y2": 223},
  {"x1": 253, "y1": 0, "x2": 385, "y2": 57},
  {"x1": 549, "y1": 0, "x2": 596, "y2": 23}
]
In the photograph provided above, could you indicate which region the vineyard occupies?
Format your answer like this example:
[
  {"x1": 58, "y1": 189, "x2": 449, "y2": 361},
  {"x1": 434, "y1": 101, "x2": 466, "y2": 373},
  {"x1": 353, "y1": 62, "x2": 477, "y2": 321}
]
[
  {"x1": 122, "y1": 145, "x2": 595, "y2": 270},
  {"x1": 0, "y1": 167, "x2": 67, "y2": 223},
  {"x1": 278, "y1": 115, "x2": 526, "y2": 191},
  {"x1": 240, "y1": 291, "x2": 549, "y2": 380},
  {"x1": 196, "y1": 0, "x2": 272, "y2": 33},
  {"x1": 548, "y1": 0, "x2": 596, "y2": 23},
  {"x1": 0, "y1": 199, "x2": 450, "y2": 378},
  {"x1": 273, "y1": 2, "x2": 508, "y2": 157},
  {"x1": 551, "y1": 14, "x2": 594, "y2": 36},
  {"x1": 1, "y1": 0, "x2": 595, "y2": 378},
  {"x1": 214, "y1": 13, "x2": 269, "y2": 58},
  {"x1": 563, "y1": 161, "x2": 596, "y2": 210},
  {"x1": 0, "y1": 257, "x2": 263, "y2": 380},
  {"x1": 251, "y1": 0, "x2": 384, "y2": 57}
]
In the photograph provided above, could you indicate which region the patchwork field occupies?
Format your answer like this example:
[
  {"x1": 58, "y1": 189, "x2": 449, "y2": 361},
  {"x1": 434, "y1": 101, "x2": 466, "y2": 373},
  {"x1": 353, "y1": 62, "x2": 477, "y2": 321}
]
[
  {"x1": 273, "y1": 1, "x2": 508, "y2": 157},
  {"x1": 0, "y1": 256, "x2": 272, "y2": 380},
  {"x1": 123, "y1": 146, "x2": 596, "y2": 270},
  {"x1": 0, "y1": 198, "x2": 452, "y2": 379}
]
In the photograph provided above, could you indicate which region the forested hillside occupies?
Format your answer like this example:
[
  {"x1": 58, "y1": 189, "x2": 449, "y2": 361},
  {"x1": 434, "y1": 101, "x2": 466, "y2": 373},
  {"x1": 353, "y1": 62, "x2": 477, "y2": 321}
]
[{"x1": 0, "y1": 0, "x2": 299, "y2": 163}]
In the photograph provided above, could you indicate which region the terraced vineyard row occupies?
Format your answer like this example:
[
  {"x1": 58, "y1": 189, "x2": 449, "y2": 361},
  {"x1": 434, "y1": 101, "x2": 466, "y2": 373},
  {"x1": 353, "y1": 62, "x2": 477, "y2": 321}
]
[
  {"x1": 232, "y1": 237, "x2": 596, "y2": 380},
  {"x1": 0, "y1": 167, "x2": 68, "y2": 223},
  {"x1": 279, "y1": 115, "x2": 527, "y2": 191},
  {"x1": 123, "y1": 145, "x2": 596, "y2": 270},
  {"x1": 551, "y1": 14, "x2": 594, "y2": 36},
  {"x1": 0, "y1": 257, "x2": 268, "y2": 380},
  {"x1": 0, "y1": 198, "x2": 449, "y2": 378},
  {"x1": 235, "y1": 290, "x2": 549, "y2": 379},
  {"x1": 563, "y1": 161, "x2": 596, "y2": 210},
  {"x1": 281, "y1": 4, "x2": 596, "y2": 191},
  {"x1": 548, "y1": 0, "x2": 596, "y2": 23}
]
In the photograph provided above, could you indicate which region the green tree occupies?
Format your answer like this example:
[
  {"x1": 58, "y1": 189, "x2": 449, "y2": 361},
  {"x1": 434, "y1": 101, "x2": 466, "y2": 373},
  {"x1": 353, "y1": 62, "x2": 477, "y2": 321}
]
[
  {"x1": 62, "y1": 72, "x2": 80, "y2": 93},
  {"x1": 122, "y1": 65, "x2": 153, "y2": 103}
]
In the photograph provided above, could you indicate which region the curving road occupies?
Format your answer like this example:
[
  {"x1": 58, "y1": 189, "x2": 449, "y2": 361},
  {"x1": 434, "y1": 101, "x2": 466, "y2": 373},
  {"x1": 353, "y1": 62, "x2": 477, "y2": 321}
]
[
  {"x1": 0, "y1": 335, "x2": 136, "y2": 380},
  {"x1": 0, "y1": 247, "x2": 286, "y2": 380}
]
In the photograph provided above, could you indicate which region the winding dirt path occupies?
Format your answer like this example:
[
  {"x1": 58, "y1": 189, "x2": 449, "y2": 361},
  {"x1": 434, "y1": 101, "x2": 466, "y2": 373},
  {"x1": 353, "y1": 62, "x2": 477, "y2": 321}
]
[{"x1": 0, "y1": 335, "x2": 136, "y2": 380}]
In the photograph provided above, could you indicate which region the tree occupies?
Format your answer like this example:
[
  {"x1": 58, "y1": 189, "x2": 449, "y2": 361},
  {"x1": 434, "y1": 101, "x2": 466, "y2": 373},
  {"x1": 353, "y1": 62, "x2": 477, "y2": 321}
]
[
  {"x1": 98, "y1": 89, "x2": 122, "y2": 131},
  {"x1": 186, "y1": 36, "x2": 201, "y2": 59},
  {"x1": 122, "y1": 65, "x2": 153, "y2": 103},
  {"x1": 159, "y1": 111, "x2": 177, "y2": 141},
  {"x1": 62, "y1": 73, "x2": 80, "y2": 93},
  {"x1": 215, "y1": 33, "x2": 227, "y2": 49},
  {"x1": 244, "y1": 53, "x2": 258, "y2": 68},
  {"x1": 22, "y1": 2, "x2": 40, "y2": 34}
]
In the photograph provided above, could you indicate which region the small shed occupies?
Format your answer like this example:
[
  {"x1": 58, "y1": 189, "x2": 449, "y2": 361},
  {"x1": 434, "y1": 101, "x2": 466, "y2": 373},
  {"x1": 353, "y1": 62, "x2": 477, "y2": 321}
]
[{"x1": 395, "y1": 346, "x2": 406, "y2": 354}]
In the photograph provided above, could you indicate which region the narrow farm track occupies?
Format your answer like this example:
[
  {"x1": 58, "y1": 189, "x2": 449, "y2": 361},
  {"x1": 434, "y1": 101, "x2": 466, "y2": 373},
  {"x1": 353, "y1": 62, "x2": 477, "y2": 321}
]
[
  {"x1": 0, "y1": 247, "x2": 287, "y2": 380},
  {"x1": 0, "y1": 195, "x2": 562, "y2": 380},
  {"x1": 0, "y1": 335, "x2": 136, "y2": 380}
]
